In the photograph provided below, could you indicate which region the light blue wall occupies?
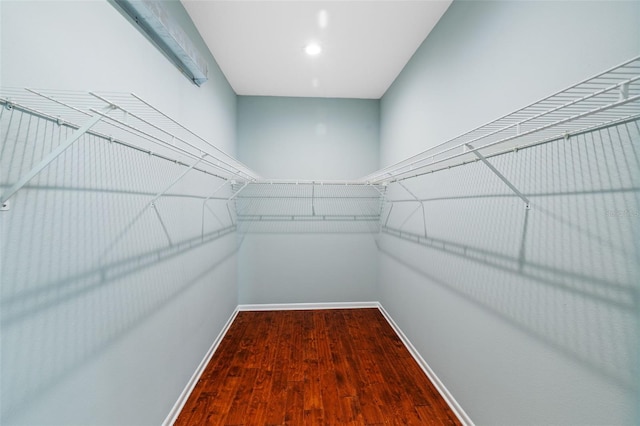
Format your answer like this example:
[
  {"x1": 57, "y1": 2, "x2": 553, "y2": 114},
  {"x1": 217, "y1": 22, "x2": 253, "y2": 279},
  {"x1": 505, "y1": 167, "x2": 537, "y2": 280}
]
[
  {"x1": 4, "y1": 1, "x2": 639, "y2": 424},
  {"x1": 237, "y1": 96, "x2": 379, "y2": 180},
  {"x1": 236, "y1": 96, "x2": 379, "y2": 304},
  {"x1": 1, "y1": 1, "x2": 238, "y2": 424},
  {"x1": 379, "y1": 1, "x2": 639, "y2": 425},
  {"x1": 381, "y1": 0, "x2": 640, "y2": 167},
  {"x1": 238, "y1": 233, "x2": 378, "y2": 304}
]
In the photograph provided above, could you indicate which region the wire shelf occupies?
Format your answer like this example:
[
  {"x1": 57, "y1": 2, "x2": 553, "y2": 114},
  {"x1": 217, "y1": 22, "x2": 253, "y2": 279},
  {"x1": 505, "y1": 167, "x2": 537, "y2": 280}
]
[
  {"x1": 362, "y1": 56, "x2": 640, "y2": 184},
  {"x1": 0, "y1": 88, "x2": 258, "y2": 183},
  {"x1": 234, "y1": 182, "x2": 385, "y2": 233},
  {"x1": 2, "y1": 56, "x2": 638, "y2": 229}
]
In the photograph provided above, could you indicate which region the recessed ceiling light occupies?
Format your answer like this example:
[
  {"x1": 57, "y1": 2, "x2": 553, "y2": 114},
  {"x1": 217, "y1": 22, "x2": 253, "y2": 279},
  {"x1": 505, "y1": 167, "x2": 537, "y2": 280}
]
[{"x1": 305, "y1": 43, "x2": 322, "y2": 56}]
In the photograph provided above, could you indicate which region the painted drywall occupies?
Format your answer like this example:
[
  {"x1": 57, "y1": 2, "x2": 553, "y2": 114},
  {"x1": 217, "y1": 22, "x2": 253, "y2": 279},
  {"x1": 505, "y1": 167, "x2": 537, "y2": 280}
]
[
  {"x1": 0, "y1": 0, "x2": 236, "y2": 153},
  {"x1": 237, "y1": 96, "x2": 379, "y2": 304},
  {"x1": 379, "y1": 1, "x2": 639, "y2": 425},
  {"x1": 237, "y1": 96, "x2": 379, "y2": 180},
  {"x1": 381, "y1": 1, "x2": 640, "y2": 167},
  {"x1": 238, "y1": 233, "x2": 378, "y2": 304},
  {"x1": 0, "y1": 1, "x2": 238, "y2": 424}
]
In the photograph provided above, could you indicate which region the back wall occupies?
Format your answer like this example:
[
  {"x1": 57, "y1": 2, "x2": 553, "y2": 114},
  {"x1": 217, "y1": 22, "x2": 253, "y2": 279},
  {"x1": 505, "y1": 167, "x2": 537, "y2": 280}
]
[
  {"x1": 236, "y1": 96, "x2": 380, "y2": 305},
  {"x1": 237, "y1": 96, "x2": 379, "y2": 180}
]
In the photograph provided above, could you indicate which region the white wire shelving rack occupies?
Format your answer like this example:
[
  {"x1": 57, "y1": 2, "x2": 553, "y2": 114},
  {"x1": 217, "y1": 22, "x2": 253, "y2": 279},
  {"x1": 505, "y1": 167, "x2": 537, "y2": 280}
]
[
  {"x1": 361, "y1": 56, "x2": 640, "y2": 199},
  {"x1": 233, "y1": 181, "x2": 385, "y2": 233},
  {"x1": 0, "y1": 88, "x2": 259, "y2": 209},
  {"x1": 2, "y1": 56, "x2": 638, "y2": 228}
]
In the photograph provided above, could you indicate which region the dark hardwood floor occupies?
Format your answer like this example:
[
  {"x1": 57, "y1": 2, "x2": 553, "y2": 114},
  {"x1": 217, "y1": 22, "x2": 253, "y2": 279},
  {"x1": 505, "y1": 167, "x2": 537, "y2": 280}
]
[{"x1": 175, "y1": 308, "x2": 461, "y2": 425}]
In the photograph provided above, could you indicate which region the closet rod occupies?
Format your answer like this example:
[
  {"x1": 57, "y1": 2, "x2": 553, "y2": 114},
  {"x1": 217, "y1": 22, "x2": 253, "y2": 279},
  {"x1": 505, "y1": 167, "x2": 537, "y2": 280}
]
[
  {"x1": 233, "y1": 195, "x2": 380, "y2": 199},
  {"x1": 246, "y1": 180, "x2": 382, "y2": 186},
  {"x1": 236, "y1": 214, "x2": 380, "y2": 222}
]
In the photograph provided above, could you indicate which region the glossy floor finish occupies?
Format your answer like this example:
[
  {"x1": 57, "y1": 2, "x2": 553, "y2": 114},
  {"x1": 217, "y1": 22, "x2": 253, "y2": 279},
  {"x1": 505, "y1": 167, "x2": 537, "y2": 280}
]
[{"x1": 175, "y1": 308, "x2": 461, "y2": 425}]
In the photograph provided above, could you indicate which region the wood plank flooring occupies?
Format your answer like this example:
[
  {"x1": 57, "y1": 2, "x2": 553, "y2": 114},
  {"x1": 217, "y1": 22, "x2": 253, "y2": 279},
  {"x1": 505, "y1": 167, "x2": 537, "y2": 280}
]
[{"x1": 175, "y1": 308, "x2": 461, "y2": 426}]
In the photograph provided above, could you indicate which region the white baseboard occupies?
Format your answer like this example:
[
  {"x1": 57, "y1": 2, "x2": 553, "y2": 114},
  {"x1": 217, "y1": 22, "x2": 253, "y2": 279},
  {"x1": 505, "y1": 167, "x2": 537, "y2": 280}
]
[
  {"x1": 164, "y1": 301, "x2": 472, "y2": 426},
  {"x1": 237, "y1": 301, "x2": 379, "y2": 311},
  {"x1": 376, "y1": 303, "x2": 474, "y2": 426},
  {"x1": 162, "y1": 307, "x2": 240, "y2": 426}
]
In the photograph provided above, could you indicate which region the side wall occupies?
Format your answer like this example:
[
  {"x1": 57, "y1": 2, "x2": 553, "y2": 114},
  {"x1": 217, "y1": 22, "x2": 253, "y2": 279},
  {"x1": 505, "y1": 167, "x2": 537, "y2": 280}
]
[
  {"x1": 0, "y1": 1, "x2": 238, "y2": 424},
  {"x1": 379, "y1": 1, "x2": 640, "y2": 425},
  {"x1": 237, "y1": 96, "x2": 380, "y2": 304}
]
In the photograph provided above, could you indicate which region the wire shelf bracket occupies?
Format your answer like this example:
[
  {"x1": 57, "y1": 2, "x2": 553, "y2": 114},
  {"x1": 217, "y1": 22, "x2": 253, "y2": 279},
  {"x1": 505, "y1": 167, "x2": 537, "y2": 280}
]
[
  {"x1": 149, "y1": 154, "x2": 206, "y2": 208},
  {"x1": 396, "y1": 181, "x2": 429, "y2": 236},
  {"x1": 201, "y1": 180, "x2": 231, "y2": 240},
  {"x1": 0, "y1": 103, "x2": 116, "y2": 209},
  {"x1": 465, "y1": 143, "x2": 531, "y2": 209},
  {"x1": 228, "y1": 181, "x2": 249, "y2": 202}
]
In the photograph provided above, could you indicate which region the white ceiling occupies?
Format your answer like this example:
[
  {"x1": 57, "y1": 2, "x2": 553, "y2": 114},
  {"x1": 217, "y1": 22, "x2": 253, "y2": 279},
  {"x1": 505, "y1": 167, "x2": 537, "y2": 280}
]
[{"x1": 182, "y1": 1, "x2": 452, "y2": 99}]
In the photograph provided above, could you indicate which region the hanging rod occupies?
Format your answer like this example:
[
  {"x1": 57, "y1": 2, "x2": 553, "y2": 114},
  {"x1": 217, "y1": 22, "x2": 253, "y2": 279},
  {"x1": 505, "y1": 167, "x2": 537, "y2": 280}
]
[
  {"x1": 246, "y1": 179, "x2": 381, "y2": 186},
  {"x1": 236, "y1": 214, "x2": 380, "y2": 222}
]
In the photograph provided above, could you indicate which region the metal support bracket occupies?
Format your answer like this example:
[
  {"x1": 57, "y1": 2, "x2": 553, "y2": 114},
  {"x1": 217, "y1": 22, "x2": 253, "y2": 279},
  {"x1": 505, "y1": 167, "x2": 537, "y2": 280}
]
[
  {"x1": 0, "y1": 104, "x2": 115, "y2": 208},
  {"x1": 148, "y1": 154, "x2": 206, "y2": 207},
  {"x1": 228, "y1": 181, "x2": 249, "y2": 202},
  {"x1": 224, "y1": 181, "x2": 250, "y2": 226},
  {"x1": 384, "y1": 203, "x2": 394, "y2": 227},
  {"x1": 368, "y1": 184, "x2": 385, "y2": 197},
  {"x1": 145, "y1": 155, "x2": 206, "y2": 245},
  {"x1": 203, "y1": 180, "x2": 230, "y2": 204},
  {"x1": 201, "y1": 180, "x2": 231, "y2": 239},
  {"x1": 226, "y1": 203, "x2": 235, "y2": 225},
  {"x1": 398, "y1": 181, "x2": 428, "y2": 237},
  {"x1": 369, "y1": 183, "x2": 387, "y2": 234},
  {"x1": 465, "y1": 144, "x2": 530, "y2": 209}
]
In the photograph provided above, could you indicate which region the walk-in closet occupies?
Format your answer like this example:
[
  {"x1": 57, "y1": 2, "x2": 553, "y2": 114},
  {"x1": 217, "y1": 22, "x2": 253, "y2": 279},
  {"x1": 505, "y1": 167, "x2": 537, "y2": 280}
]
[{"x1": 1, "y1": 1, "x2": 638, "y2": 425}]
